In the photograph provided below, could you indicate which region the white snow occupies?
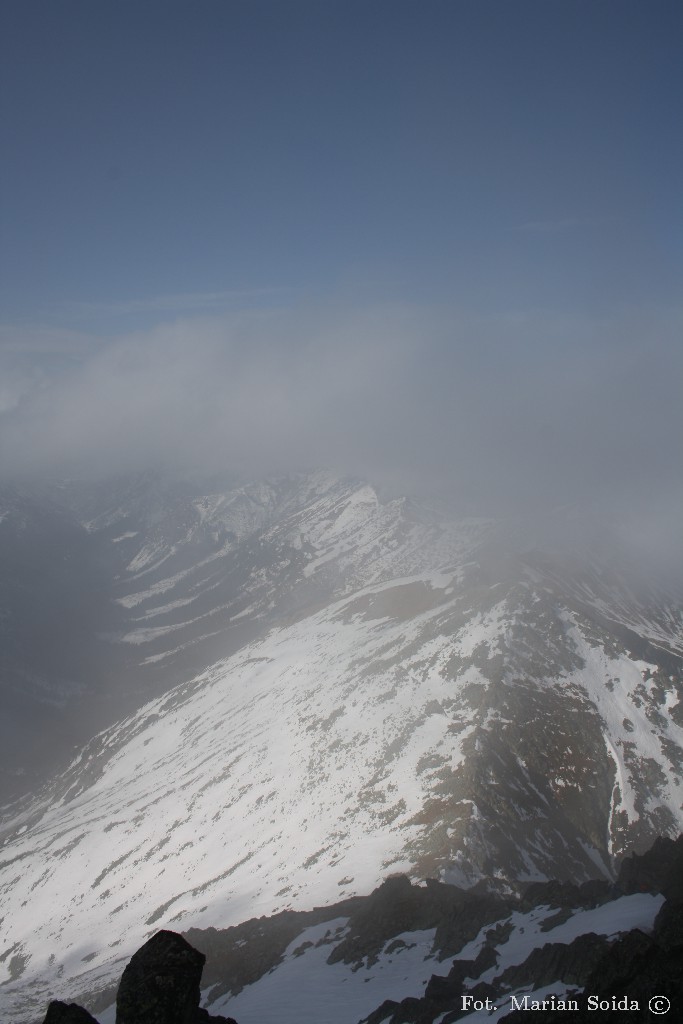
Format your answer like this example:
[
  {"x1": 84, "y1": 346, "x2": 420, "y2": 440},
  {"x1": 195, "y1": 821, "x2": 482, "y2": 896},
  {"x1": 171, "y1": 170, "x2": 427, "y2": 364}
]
[
  {"x1": 1, "y1": 474, "x2": 681, "y2": 1024},
  {"x1": 0, "y1": 573, "x2": 484, "y2": 1018},
  {"x1": 209, "y1": 922, "x2": 448, "y2": 1024},
  {"x1": 444, "y1": 893, "x2": 664, "y2": 994}
]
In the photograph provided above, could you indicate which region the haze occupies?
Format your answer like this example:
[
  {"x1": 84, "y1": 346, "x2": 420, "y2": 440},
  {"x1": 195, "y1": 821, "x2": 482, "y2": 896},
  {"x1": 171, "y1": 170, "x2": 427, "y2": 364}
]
[{"x1": 1, "y1": 2, "x2": 681, "y2": 563}]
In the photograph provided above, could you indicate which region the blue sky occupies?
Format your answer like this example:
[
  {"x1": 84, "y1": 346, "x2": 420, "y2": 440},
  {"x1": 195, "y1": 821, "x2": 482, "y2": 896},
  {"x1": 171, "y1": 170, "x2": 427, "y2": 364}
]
[
  {"x1": 2, "y1": 0, "x2": 680, "y2": 329},
  {"x1": 0, "y1": 1, "x2": 681, "y2": 539}
]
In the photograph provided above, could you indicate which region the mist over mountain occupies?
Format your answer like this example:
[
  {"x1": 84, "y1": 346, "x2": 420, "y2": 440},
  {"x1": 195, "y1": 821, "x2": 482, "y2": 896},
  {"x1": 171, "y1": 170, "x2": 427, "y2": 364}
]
[
  {"x1": 2, "y1": 3, "x2": 682, "y2": 1021},
  {"x1": 2, "y1": 303, "x2": 682, "y2": 584},
  {"x1": 1, "y1": 470, "x2": 681, "y2": 1023}
]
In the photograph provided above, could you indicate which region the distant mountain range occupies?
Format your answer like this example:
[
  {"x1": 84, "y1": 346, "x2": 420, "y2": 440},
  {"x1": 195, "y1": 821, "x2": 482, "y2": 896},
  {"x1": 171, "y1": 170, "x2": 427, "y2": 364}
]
[{"x1": 1, "y1": 471, "x2": 681, "y2": 1022}]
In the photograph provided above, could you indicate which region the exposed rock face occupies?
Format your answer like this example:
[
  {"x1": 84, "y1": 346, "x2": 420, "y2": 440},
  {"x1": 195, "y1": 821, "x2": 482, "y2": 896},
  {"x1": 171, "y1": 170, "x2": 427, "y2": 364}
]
[
  {"x1": 184, "y1": 896, "x2": 364, "y2": 1001},
  {"x1": 497, "y1": 931, "x2": 611, "y2": 992},
  {"x1": 43, "y1": 1003, "x2": 100, "y2": 1024},
  {"x1": 520, "y1": 877, "x2": 611, "y2": 912},
  {"x1": 654, "y1": 897, "x2": 683, "y2": 949},
  {"x1": 617, "y1": 834, "x2": 683, "y2": 894},
  {"x1": 116, "y1": 930, "x2": 206, "y2": 1024},
  {"x1": 186, "y1": 876, "x2": 512, "y2": 1009},
  {"x1": 497, "y1": 896, "x2": 683, "y2": 1024},
  {"x1": 36, "y1": 842, "x2": 681, "y2": 1024},
  {"x1": 352, "y1": 838, "x2": 683, "y2": 1024},
  {"x1": 493, "y1": 841, "x2": 683, "y2": 1024},
  {"x1": 41, "y1": 931, "x2": 236, "y2": 1024},
  {"x1": 327, "y1": 876, "x2": 510, "y2": 969}
]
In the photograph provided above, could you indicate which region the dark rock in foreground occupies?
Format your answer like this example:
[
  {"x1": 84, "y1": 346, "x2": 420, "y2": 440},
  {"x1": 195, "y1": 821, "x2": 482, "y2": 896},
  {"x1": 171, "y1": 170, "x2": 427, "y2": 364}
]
[
  {"x1": 39, "y1": 836, "x2": 683, "y2": 1024},
  {"x1": 43, "y1": 1003, "x2": 100, "y2": 1024},
  {"x1": 41, "y1": 931, "x2": 237, "y2": 1024},
  {"x1": 116, "y1": 930, "x2": 206, "y2": 1024}
]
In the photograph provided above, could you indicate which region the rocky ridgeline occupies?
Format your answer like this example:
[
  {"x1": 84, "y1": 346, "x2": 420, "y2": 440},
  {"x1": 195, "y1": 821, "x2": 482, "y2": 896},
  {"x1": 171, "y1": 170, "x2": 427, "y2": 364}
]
[
  {"x1": 358, "y1": 836, "x2": 683, "y2": 1024},
  {"x1": 40, "y1": 836, "x2": 683, "y2": 1024},
  {"x1": 495, "y1": 902, "x2": 683, "y2": 1024},
  {"x1": 42, "y1": 931, "x2": 237, "y2": 1024},
  {"x1": 185, "y1": 877, "x2": 511, "y2": 1004}
]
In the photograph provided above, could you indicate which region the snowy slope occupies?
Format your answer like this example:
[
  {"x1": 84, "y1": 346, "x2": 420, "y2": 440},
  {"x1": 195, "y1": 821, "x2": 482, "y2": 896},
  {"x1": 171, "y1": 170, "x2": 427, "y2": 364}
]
[
  {"x1": 1, "y1": 473, "x2": 682, "y2": 1023},
  {"x1": 203, "y1": 892, "x2": 663, "y2": 1024},
  {"x1": 0, "y1": 473, "x2": 489, "y2": 799},
  {"x1": 2, "y1": 583, "x2": 682, "y2": 1017}
]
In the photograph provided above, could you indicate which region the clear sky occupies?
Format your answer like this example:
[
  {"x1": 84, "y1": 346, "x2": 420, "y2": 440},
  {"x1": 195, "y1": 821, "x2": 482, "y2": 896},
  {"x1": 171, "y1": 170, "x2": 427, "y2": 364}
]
[
  {"x1": 0, "y1": 1, "x2": 681, "y2": 543},
  {"x1": 2, "y1": 0, "x2": 681, "y2": 326}
]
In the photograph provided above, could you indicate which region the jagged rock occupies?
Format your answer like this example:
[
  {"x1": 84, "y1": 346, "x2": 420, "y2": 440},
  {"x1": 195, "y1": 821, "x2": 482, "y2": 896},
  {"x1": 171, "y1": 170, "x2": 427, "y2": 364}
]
[
  {"x1": 424, "y1": 941, "x2": 497, "y2": 1008},
  {"x1": 326, "y1": 876, "x2": 510, "y2": 968},
  {"x1": 423, "y1": 960, "x2": 476, "y2": 1003},
  {"x1": 616, "y1": 834, "x2": 683, "y2": 894},
  {"x1": 496, "y1": 931, "x2": 609, "y2": 990},
  {"x1": 40, "y1": 932, "x2": 235, "y2": 1024},
  {"x1": 185, "y1": 894, "x2": 364, "y2": 1001},
  {"x1": 375, "y1": 951, "x2": 494, "y2": 1024},
  {"x1": 432, "y1": 895, "x2": 510, "y2": 962},
  {"x1": 596, "y1": 929, "x2": 654, "y2": 981},
  {"x1": 583, "y1": 924, "x2": 683, "y2": 1012},
  {"x1": 38, "y1": 837, "x2": 683, "y2": 1024},
  {"x1": 654, "y1": 898, "x2": 683, "y2": 949},
  {"x1": 195, "y1": 1010, "x2": 237, "y2": 1024},
  {"x1": 499, "y1": 918, "x2": 683, "y2": 1023},
  {"x1": 577, "y1": 878, "x2": 612, "y2": 905},
  {"x1": 538, "y1": 906, "x2": 573, "y2": 930},
  {"x1": 115, "y1": 930, "x2": 237, "y2": 1024},
  {"x1": 662, "y1": 839, "x2": 683, "y2": 901},
  {"x1": 43, "y1": 1003, "x2": 100, "y2": 1024},
  {"x1": 327, "y1": 876, "x2": 425, "y2": 967},
  {"x1": 521, "y1": 879, "x2": 583, "y2": 909},
  {"x1": 384, "y1": 995, "x2": 424, "y2": 1023},
  {"x1": 465, "y1": 980, "x2": 498, "y2": 1003},
  {"x1": 116, "y1": 930, "x2": 205, "y2": 1024},
  {"x1": 471, "y1": 943, "x2": 498, "y2": 974},
  {"x1": 520, "y1": 877, "x2": 611, "y2": 912},
  {"x1": 359, "y1": 1000, "x2": 400, "y2": 1024}
]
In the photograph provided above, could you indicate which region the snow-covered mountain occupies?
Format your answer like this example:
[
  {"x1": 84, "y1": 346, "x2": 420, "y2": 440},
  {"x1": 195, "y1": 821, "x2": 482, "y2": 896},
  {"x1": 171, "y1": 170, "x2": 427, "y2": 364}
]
[
  {"x1": 1, "y1": 472, "x2": 682, "y2": 1023},
  {"x1": 0, "y1": 472, "x2": 488, "y2": 800},
  {"x1": 28, "y1": 836, "x2": 683, "y2": 1024}
]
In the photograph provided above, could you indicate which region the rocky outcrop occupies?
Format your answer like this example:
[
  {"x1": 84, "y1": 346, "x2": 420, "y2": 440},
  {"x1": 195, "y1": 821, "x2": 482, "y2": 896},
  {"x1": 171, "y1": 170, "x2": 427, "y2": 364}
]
[
  {"x1": 327, "y1": 876, "x2": 510, "y2": 968},
  {"x1": 616, "y1": 833, "x2": 683, "y2": 894},
  {"x1": 42, "y1": 1004, "x2": 100, "y2": 1024},
  {"x1": 520, "y1": 877, "x2": 611, "y2": 912},
  {"x1": 654, "y1": 896, "x2": 683, "y2": 949},
  {"x1": 357, "y1": 837, "x2": 683, "y2": 1024},
  {"x1": 184, "y1": 895, "x2": 364, "y2": 1001},
  {"x1": 498, "y1": 910, "x2": 683, "y2": 1023},
  {"x1": 116, "y1": 930, "x2": 207, "y2": 1024},
  {"x1": 187, "y1": 878, "x2": 511, "y2": 1007},
  {"x1": 41, "y1": 931, "x2": 237, "y2": 1024},
  {"x1": 39, "y1": 837, "x2": 683, "y2": 1024},
  {"x1": 497, "y1": 931, "x2": 610, "y2": 992}
]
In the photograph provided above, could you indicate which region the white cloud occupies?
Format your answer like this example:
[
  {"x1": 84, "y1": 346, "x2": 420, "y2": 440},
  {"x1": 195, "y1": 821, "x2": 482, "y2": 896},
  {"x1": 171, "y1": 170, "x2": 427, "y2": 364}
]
[{"x1": 0, "y1": 302, "x2": 680, "y2": 530}]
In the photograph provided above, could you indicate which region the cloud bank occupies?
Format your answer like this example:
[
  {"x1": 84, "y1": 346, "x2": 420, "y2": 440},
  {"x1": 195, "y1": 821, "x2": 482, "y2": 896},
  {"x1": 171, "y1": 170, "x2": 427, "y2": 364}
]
[{"x1": 1, "y1": 303, "x2": 681, "y2": 536}]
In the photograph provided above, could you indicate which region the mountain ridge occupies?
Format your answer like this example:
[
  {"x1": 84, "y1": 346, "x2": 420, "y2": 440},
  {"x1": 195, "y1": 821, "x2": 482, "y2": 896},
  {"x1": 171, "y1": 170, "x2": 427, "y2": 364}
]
[
  {"x1": 33, "y1": 835, "x2": 683, "y2": 1024},
  {"x1": 1, "y1": 471, "x2": 681, "y2": 1023}
]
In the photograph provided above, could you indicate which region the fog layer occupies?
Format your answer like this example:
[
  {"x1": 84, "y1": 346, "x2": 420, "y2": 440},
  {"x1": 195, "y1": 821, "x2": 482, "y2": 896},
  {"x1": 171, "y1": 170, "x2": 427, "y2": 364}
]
[{"x1": 1, "y1": 303, "x2": 681, "y2": 565}]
